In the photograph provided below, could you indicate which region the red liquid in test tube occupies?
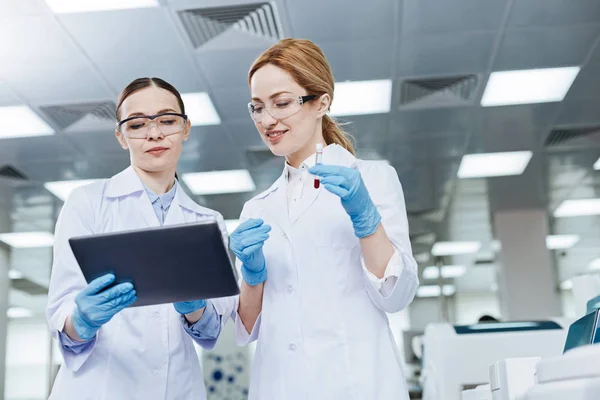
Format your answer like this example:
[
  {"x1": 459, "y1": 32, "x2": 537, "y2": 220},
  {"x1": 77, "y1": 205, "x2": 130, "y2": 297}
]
[{"x1": 314, "y1": 143, "x2": 323, "y2": 189}]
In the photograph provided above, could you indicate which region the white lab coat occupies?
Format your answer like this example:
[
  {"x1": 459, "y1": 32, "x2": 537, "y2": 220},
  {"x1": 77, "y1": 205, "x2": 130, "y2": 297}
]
[
  {"x1": 46, "y1": 166, "x2": 236, "y2": 400},
  {"x1": 221, "y1": 144, "x2": 419, "y2": 400}
]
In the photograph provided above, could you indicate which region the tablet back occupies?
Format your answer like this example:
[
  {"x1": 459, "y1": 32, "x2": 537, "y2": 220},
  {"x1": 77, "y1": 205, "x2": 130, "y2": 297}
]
[{"x1": 69, "y1": 221, "x2": 240, "y2": 307}]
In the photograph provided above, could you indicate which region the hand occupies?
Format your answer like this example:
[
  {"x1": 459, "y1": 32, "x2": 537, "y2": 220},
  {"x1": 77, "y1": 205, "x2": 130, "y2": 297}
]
[
  {"x1": 310, "y1": 164, "x2": 381, "y2": 238},
  {"x1": 72, "y1": 274, "x2": 137, "y2": 341},
  {"x1": 230, "y1": 218, "x2": 271, "y2": 286},
  {"x1": 174, "y1": 299, "x2": 206, "y2": 315}
]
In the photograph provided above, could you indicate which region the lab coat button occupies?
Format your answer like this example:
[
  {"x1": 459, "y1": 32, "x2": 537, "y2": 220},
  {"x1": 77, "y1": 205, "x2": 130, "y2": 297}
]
[
  {"x1": 289, "y1": 343, "x2": 296, "y2": 351},
  {"x1": 153, "y1": 311, "x2": 160, "y2": 319},
  {"x1": 287, "y1": 285, "x2": 293, "y2": 293},
  {"x1": 152, "y1": 370, "x2": 159, "y2": 376}
]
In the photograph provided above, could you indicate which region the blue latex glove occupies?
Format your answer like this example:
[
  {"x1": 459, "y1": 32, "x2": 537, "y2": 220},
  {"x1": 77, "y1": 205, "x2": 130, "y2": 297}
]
[
  {"x1": 309, "y1": 164, "x2": 382, "y2": 238},
  {"x1": 230, "y1": 218, "x2": 271, "y2": 286},
  {"x1": 174, "y1": 299, "x2": 207, "y2": 315},
  {"x1": 72, "y1": 274, "x2": 137, "y2": 341}
]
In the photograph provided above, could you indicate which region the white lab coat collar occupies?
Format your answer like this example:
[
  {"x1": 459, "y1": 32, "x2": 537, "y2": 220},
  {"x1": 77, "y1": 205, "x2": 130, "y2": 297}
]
[
  {"x1": 248, "y1": 144, "x2": 357, "y2": 235},
  {"x1": 258, "y1": 144, "x2": 357, "y2": 200},
  {"x1": 104, "y1": 166, "x2": 211, "y2": 226},
  {"x1": 105, "y1": 166, "x2": 145, "y2": 198}
]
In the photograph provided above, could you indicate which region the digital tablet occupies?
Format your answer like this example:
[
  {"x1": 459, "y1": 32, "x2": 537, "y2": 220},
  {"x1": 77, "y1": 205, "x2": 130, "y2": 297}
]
[{"x1": 69, "y1": 221, "x2": 240, "y2": 307}]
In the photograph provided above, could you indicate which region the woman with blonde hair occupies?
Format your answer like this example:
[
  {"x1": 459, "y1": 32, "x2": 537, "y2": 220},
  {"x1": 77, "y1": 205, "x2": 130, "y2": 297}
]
[{"x1": 227, "y1": 38, "x2": 419, "y2": 399}]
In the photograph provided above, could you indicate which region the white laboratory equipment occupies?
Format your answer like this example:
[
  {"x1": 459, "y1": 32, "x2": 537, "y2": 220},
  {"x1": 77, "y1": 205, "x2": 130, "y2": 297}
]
[
  {"x1": 488, "y1": 357, "x2": 540, "y2": 400},
  {"x1": 461, "y1": 385, "x2": 492, "y2": 400},
  {"x1": 524, "y1": 344, "x2": 600, "y2": 400},
  {"x1": 420, "y1": 319, "x2": 571, "y2": 400}
]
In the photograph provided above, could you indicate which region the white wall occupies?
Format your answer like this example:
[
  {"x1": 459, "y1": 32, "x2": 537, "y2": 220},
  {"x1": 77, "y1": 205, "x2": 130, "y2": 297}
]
[{"x1": 5, "y1": 319, "x2": 59, "y2": 400}]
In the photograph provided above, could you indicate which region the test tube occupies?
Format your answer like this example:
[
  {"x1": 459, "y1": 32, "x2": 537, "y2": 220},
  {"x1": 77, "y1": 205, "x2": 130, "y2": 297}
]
[{"x1": 314, "y1": 143, "x2": 323, "y2": 189}]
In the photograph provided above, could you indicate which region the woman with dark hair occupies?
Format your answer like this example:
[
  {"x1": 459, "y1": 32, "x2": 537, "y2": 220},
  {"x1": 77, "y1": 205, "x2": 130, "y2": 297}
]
[{"x1": 46, "y1": 77, "x2": 235, "y2": 399}]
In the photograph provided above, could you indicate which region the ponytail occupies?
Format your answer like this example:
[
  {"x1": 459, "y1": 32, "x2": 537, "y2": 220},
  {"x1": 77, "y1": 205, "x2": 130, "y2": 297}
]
[{"x1": 322, "y1": 114, "x2": 355, "y2": 155}]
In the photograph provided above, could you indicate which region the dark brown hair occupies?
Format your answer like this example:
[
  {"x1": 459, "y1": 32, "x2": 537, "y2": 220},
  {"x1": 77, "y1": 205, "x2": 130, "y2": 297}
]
[
  {"x1": 249, "y1": 38, "x2": 355, "y2": 154},
  {"x1": 115, "y1": 77, "x2": 185, "y2": 121}
]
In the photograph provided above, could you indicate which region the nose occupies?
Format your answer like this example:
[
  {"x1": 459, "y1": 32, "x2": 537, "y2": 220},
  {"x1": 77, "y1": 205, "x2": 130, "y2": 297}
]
[
  {"x1": 260, "y1": 109, "x2": 278, "y2": 129},
  {"x1": 146, "y1": 122, "x2": 164, "y2": 140}
]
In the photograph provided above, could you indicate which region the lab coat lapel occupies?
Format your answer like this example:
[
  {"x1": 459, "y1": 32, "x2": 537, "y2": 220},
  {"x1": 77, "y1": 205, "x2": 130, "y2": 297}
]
[
  {"x1": 105, "y1": 166, "x2": 161, "y2": 228},
  {"x1": 163, "y1": 182, "x2": 186, "y2": 226},
  {"x1": 290, "y1": 180, "x2": 321, "y2": 225},
  {"x1": 259, "y1": 176, "x2": 292, "y2": 238},
  {"x1": 289, "y1": 144, "x2": 356, "y2": 225}
]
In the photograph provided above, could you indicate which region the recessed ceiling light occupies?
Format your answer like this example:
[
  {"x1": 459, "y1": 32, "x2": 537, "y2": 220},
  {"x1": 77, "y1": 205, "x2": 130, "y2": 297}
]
[
  {"x1": 423, "y1": 265, "x2": 467, "y2": 280},
  {"x1": 458, "y1": 151, "x2": 533, "y2": 179},
  {"x1": 554, "y1": 199, "x2": 600, "y2": 218},
  {"x1": 181, "y1": 93, "x2": 221, "y2": 126},
  {"x1": 7, "y1": 307, "x2": 33, "y2": 319},
  {"x1": 481, "y1": 67, "x2": 580, "y2": 107},
  {"x1": 417, "y1": 285, "x2": 456, "y2": 298},
  {"x1": 330, "y1": 79, "x2": 392, "y2": 117},
  {"x1": 432, "y1": 241, "x2": 481, "y2": 256},
  {"x1": 44, "y1": 0, "x2": 159, "y2": 14},
  {"x1": 182, "y1": 170, "x2": 256, "y2": 195},
  {"x1": 0, "y1": 232, "x2": 54, "y2": 248},
  {"x1": 0, "y1": 106, "x2": 54, "y2": 139},
  {"x1": 44, "y1": 179, "x2": 100, "y2": 201},
  {"x1": 546, "y1": 235, "x2": 580, "y2": 250}
]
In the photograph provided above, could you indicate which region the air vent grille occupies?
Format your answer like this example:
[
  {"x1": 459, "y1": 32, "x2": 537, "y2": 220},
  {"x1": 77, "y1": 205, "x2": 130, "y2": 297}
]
[
  {"x1": 40, "y1": 101, "x2": 116, "y2": 131},
  {"x1": 399, "y1": 75, "x2": 479, "y2": 108},
  {"x1": 544, "y1": 126, "x2": 600, "y2": 147},
  {"x1": 179, "y1": 2, "x2": 282, "y2": 49},
  {"x1": 0, "y1": 165, "x2": 27, "y2": 181}
]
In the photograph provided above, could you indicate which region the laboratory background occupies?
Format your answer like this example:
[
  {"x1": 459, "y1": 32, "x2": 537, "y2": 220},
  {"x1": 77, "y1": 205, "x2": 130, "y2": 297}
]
[{"x1": 1, "y1": 0, "x2": 600, "y2": 399}]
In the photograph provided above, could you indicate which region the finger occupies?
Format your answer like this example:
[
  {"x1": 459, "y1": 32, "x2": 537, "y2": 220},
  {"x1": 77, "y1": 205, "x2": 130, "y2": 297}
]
[
  {"x1": 240, "y1": 234, "x2": 270, "y2": 248},
  {"x1": 240, "y1": 224, "x2": 271, "y2": 237},
  {"x1": 320, "y1": 176, "x2": 349, "y2": 190},
  {"x1": 97, "y1": 282, "x2": 135, "y2": 303},
  {"x1": 309, "y1": 164, "x2": 351, "y2": 178},
  {"x1": 105, "y1": 290, "x2": 137, "y2": 310},
  {"x1": 108, "y1": 296, "x2": 137, "y2": 315},
  {"x1": 323, "y1": 183, "x2": 349, "y2": 198},
  {"x1": 235, "y1": 218, "x2": 264, "y2": 233},
  {"x1": 242, "y1": 242, "x2": 264, "y2": 257},
  {"x1": 82, "y1": 274, "x2": 116, "y2": 296}
]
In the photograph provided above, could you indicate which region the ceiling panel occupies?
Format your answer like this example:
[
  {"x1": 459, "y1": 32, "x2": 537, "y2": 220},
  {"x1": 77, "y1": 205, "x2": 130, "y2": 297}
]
[
  {"x1": 0, "y1": 135, "x2": 83, "y2": 168},
  {"x1": 59, "y1": 8, "x2": 206, "y2": 93},
  {"x1": 565, "y1": 62, "x2": 600, "y2": 100},
  {"x1": 391, "y1": 107, "x2": 476, "y2": 136},
  {"x1": 493, "y1": 25, "x2": 600, "y2": 70},
  {"x1": 62, "y1": 129, "x2": 124, "y2": 159},
  {"x1": 211, "y1": 86, "x2": 252, "y2": 125},
  {"x1": 196, "y1": 47, "x2": 268, "y2": 89},
  {"x1": 9, "y1": 63, "x2": 113, "y2": 106},
  {"x1": 0, "y1": 0, "x2": 44, "y2": 19},
  {"x1": 397, "y1": 31, "x2": 495, "y2": 77},
  {"x1": 319, "y1": 40, "x2": 394, "y2": 81},
  {"x1": 224, "y1": 120, "x2": 265, "y2": 150},
  {"x1": 287, "y1": 0, "x2": 395, "y2": 42},
  {"x1": 477, "y1": 104, "x2": 559, "y2": 150},
  {"x1": 0, "y1": 82, "x2": 20, "y2": 106},
  {"x1": 556, "y1": 99, "x2": 600, "y2": 126},
  {"x1": 15, "y1": 157, "x2": 110, "y2": 183},
  {"x1": 401, "y1": 0, "x2": 508, "y2": 35},
  {"x1": 0, "y1": 14, "x2": 112, "y2": 104},
  {"x1": 508, "y1": 0, "x2": 600, "y2": 28}
]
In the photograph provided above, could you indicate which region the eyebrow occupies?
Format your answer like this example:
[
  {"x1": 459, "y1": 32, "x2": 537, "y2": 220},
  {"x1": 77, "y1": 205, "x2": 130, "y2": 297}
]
[
  {"x1": 125, "y1": 108, "x2": 179, "y2": 119},
  {"x1": 251, "y1": 91, "x2": 292, "y2": 102}
]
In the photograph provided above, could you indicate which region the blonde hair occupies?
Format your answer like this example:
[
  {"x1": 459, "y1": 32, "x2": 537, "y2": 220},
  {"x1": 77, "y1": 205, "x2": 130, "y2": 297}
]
[{"x1": 248, "y1": 38, "x2": 355, "y2": 154}]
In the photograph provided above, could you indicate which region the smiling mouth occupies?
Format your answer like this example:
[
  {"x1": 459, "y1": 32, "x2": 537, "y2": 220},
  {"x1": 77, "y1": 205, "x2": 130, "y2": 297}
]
[{"x1": 266, "y1": 130, "x2": 287, "y2": 141}]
